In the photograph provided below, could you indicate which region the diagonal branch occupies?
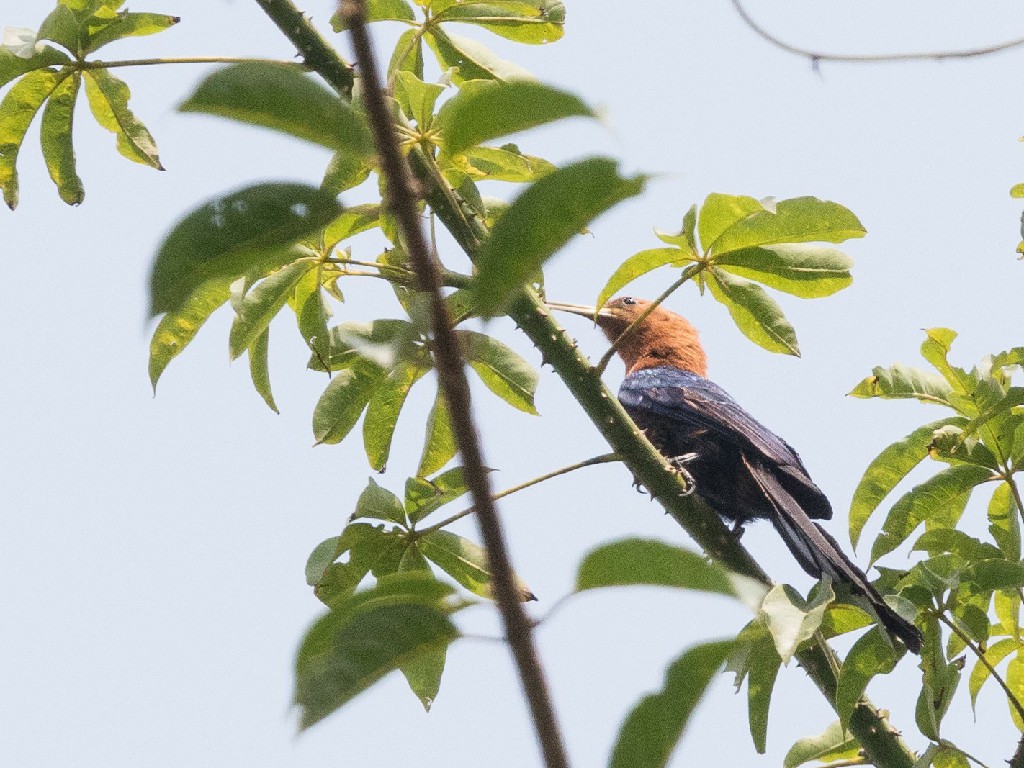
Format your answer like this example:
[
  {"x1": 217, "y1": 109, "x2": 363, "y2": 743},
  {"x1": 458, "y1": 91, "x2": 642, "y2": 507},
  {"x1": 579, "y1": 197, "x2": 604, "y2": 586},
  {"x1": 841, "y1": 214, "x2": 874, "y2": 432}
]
[
  {"x1": 335, "y1": 2, "x2": 570, "y2": 767},
  {"x1": 249, "y1": 3, "x2": 919, "y2": 765}
]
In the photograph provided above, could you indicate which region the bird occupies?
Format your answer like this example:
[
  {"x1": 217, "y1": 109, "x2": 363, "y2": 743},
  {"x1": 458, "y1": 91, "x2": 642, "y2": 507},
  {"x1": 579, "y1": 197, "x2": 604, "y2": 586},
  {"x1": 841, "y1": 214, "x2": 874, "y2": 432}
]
[{"x1": 548, "y1": 295, "x2": 922, "y2": 654}]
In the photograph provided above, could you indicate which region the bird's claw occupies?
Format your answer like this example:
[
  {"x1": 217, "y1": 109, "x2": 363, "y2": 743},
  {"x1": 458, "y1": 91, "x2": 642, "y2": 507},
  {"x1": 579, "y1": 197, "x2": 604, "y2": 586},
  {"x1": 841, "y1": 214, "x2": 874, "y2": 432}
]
[{"x1": 668, "y1": 452, "x2": 698, "y2": 496}]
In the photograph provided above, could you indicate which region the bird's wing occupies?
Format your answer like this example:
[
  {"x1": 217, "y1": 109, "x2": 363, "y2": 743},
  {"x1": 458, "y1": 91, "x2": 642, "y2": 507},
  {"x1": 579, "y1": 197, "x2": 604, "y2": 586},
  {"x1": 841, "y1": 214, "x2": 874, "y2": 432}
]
[{"x1": 618, "y1": 367, "x2": 805, "y2": 470}]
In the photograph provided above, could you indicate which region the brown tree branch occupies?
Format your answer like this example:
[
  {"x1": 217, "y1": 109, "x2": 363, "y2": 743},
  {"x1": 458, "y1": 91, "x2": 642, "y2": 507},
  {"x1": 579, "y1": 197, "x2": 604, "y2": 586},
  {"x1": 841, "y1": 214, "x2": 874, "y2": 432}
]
[
  {"x1": 335, "y1": 2, "x2": 570, "y2": 767},
  {"x1": 731, "y1": 0, "x2": 1024, "y2": 65}
]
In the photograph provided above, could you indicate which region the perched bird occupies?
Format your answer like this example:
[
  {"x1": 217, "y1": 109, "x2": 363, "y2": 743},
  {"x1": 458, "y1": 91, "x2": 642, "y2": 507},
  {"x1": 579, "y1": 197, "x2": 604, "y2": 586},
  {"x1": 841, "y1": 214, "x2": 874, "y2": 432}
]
[{"x1": 549, "y1": 296, "x2": 922, "y2": 653}]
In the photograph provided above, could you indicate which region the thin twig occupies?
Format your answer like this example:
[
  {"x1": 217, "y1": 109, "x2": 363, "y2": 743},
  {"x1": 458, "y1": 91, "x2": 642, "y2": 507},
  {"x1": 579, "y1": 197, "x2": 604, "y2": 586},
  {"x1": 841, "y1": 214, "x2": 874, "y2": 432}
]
[
  {"x1": 81, "y1": 56, "x2": 303, "y2": 69},
  {"x1": 595, "y1": 264, "x2": 704, "y2": 374},
  {"x1": 933, "y1": 610, "x2": 1024, "y2": 725},
  {"x1": 337, "y1": 2, "x2": 570, "y2": 766},
  {"x1": 731, "y1": 0, "x2": 1024, "y2": 65},
  {"x1": 417, "y1": 453, "x2": 621, "y2": 535}
]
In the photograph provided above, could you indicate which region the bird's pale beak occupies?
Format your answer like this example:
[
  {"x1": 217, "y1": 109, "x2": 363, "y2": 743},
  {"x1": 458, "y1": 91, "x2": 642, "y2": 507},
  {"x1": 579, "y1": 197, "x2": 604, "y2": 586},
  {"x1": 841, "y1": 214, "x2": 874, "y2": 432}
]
[{"x1": 544, "y1": 301, "x2": 612, "y2": 320}]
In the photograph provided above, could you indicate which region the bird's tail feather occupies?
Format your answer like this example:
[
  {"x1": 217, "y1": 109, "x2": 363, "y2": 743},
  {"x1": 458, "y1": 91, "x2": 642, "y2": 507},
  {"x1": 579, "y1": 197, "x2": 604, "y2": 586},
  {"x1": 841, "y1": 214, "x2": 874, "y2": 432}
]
[{"x1": 741, "y1": 456, "x2": 923, "y2": 654}]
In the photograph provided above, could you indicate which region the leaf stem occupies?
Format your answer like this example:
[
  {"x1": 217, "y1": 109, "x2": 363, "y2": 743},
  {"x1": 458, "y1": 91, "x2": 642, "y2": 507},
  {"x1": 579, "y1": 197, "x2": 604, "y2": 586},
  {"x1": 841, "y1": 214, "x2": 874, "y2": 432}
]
[
  {"x1": 80, "y1": 56, "x2": 303, "y2": 69},
  {"x1": 931, "y1": 609, "x2": 1024, "y2": 726},
  {"x1": 594, "y1": 264, "x2": 704, "y2": 374},
  {"x1": 337, "y1": 2, "x2": 570, "y2": 766},
  {"x1": 417, "y1": 453, "x2": 621, "y2": 535}
]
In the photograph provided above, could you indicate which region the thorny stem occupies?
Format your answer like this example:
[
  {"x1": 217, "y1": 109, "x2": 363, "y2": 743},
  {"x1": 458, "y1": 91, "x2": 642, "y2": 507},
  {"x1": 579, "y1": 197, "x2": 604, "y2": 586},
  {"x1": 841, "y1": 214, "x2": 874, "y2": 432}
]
[
  {"x1": 595, "y1": 264, "x2": 704, "y2": 374},
  {"x1": 252, "y1": 0, "x2": 354, "y2": 95},
  {"x1": 337, "y1": 2, "x2": 571, "y2": 767},
  {"x1": 730, "y1": 0, "x2": 1024, "y2": 65},
  {"x1": 417, "y1": 454, "x2": 621, "y2": 535},
  {"x1": 933, "y1": 610, "x2": 1024, "y2": 727}
]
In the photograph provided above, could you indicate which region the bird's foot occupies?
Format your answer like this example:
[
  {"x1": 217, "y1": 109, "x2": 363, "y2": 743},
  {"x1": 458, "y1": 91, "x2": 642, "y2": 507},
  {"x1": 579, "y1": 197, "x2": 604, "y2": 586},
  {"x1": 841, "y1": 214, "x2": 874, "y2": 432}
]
[{"x1": 667, "y1": 452, "x2": 698, "y2": 496}]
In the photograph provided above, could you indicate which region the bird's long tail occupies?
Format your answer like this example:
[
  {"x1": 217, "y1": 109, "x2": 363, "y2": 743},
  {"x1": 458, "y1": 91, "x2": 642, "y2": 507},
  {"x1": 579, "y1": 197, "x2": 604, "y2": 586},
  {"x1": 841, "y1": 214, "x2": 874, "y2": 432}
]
[{"x1": 741, "y1": 456, "x2": 923, "y2": 653}]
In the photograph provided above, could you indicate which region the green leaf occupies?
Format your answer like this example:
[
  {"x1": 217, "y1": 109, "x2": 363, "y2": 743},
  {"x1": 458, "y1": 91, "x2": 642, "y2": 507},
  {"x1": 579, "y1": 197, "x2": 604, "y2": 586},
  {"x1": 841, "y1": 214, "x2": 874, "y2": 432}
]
[
  {"x1": 783, "y1": 720, "x2": 860, "y2": 768},
  {"x1": 460, "y1": 144, "x2": 555, "y2": 182},
  {"x1": 435, "y1": 79, "x2": 593, "y2": 156},
  {"x1": 294, "y1": 577, "x2": 460, "y2": 728},
  {"x1": 714, "y1": 243, "x2": 853, "y2": 298},
  {"x1": 933, "y1": 746, "x2": 971, "y2": 768},
  {"x1": 332, "y1": 0, "x2": 417, "y2": 29},
  {"x1": 312, "y1": 319, "x2": 419, "y2": 372},
  {"x1": 292, "y1": 265, "x2": 332, "y2": 366},
  {"x1": 247, "y1": 327, "x2": 278, "y2": 413},
  {"x1": 870, "y1": 464, "x2": 993, "y2": 563},
  {"x1": 456, "y1": 329, "x2": 538, "y2": 413},
  {"x1": 474, "y1": 157, "x2": 646, "y2": 314},
  {"x1": 420, "y1": 529, "x2": 535, "y2": 601},
  {"x1": 180, "y1": 63, "x2": 373, "y2": 157},
  {"x1": 711, "y1": 196, "x2": 866, "y2": 256},
  {"x1": 306, "y1": 523, "x2": 404, "y2": 598},
  {"x1": 575, "y1": 538, "x2": 736, "y2": 597},
  {"x1": 912, "y1": 529, "x2": 1001, "y2": 560},
  {"x1": 1009, "y1": 654, "x2": 1024, "y2": 730},
  {"x1": 148, "y1": 278, "x2": 233, "y2": 390},
  {"x1": 835, "y1": 627, "x2": 900, "y2": 727},
  {"x1": 916, "y1": 657, "x2": 961, "y2": 739},
  {"x1": 37, "y1": 5, "x2": 86, "y2": 55},
  {"x1": 706, "y1": 268, "x2": 799, "y2": 356},
  {"x1": 0, "y1": 46, "x2": 71, "y2": 90},
  {"x1": 149, "y1": 183, "x2": 342, "y2": 316},
  {"x1": 398, "y1": 642, "x2": 447, "y2": 711},
  {"x1": 418, "y1": 390, "x2": 457, "y2": 477},
  {"x1": 0, "y1": 68, "x2": 63, "y2": 209},
  {"x1": 363, "y1": 362, "x2": 429, "y2": 472},
  {"x1": 394, "y1": 70, "x2": 445, "y2": 129},
  {"x1": 849, "y1": 418, "x2": 968, "y2": 548},
  {"x1": 759, "y1": 582, "x2": 832, "y2": 664},
  {"x1": 353, "y1": 478, "x2": 407, "y2": 525},
  {"x1": 83, "y1": 12, "x2": 179, "y2": 53},
  {"x1": 969, "y1": 637, "x2": 1018, "y2": 710},
  {"x1": 962, "y1": 559, "x2": 1024, "y2": 593},
  {"x1": 697, "y1": 193, "x2": 763, "y2": 253},
  {"x1": 306, "y1": 535, "x2": 346, "y2": 586},
  {"x1": 726, "y1": 621, "x2": 782, "y2": 754},
  {"x1": 82, "y1": 68, "x2": 161, "y2": 168},
  {"x1": 609, "y1": 640, "x2": 735, "y2": 768},
  {"x1": 312, "y1": 360, "x2": 387, "y2": 445},
  {"x1": 39, "y1": 70, "x2": 83, "y2": 205},
  {"x1": 596, "y1": 248, "x2": 687, "y2": 310},
  {"x1": 406, "y1": 467, "x2": 471, "y2": 524},
  {"x1": 424, "y1": 26, "x2": 532, "y2": 83},
  {"x1": 229, "y1": 258, "x2": 317, "y2": 359},
  {"x1": 322, "y1": 204, "x2": 381, "y2": 250},
  {"x1": 434, "y1": 1, "x2": 564, "y2": 44},
  {"x1": 388, "y1": 28, "x2": 425, "y2": 80},
  {"x1": 995, "y1": 588, "x2": 1021, "y2": 639},
  {"x1": 321, "y1": 149, "x2": 373, "y2": 195},
  {"x1": 989, "y1": 481, "x2": 1021, "y2": 561},
  {"x1": 848, "y1": 363, "x2": 953, "y2": 406}
]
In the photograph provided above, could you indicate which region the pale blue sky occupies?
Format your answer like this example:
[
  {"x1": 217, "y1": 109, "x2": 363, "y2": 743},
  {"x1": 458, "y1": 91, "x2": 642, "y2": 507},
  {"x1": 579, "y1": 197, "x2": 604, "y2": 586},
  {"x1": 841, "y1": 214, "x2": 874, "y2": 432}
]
[{"x1": 3, "y1": 2, "x2": 1024, "y2": 766}]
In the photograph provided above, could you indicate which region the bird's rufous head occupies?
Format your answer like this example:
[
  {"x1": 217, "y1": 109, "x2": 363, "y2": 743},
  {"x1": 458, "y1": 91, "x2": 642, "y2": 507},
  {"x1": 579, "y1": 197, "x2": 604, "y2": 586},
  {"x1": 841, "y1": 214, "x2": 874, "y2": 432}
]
[{"x1": 547, "y1": 296, "x2": 708, "y2": 377}]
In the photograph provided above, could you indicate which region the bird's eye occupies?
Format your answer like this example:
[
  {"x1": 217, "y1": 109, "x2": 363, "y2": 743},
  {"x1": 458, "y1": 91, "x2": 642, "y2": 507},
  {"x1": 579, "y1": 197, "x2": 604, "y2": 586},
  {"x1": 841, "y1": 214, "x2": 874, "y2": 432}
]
[{"x1": 621, "y1": 296, "x2": 636, "y2": 305}]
